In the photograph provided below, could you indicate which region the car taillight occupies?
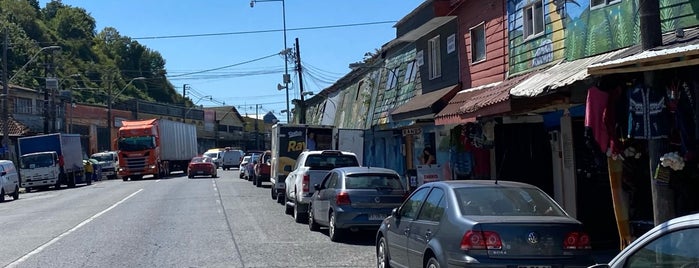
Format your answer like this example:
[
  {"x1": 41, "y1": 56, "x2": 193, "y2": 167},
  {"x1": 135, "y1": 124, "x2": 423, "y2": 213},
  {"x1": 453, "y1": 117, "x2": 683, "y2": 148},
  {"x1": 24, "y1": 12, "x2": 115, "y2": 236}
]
[
  {"x1": 336, "y1": 191, "x2": 351, "y2": 205},
  {"x1": 302, "y1": 174, "x2": 309, "y2": 192},
  {"x1": 564, "y1": 232, "x2": 591, "y2": 250},
  {"x1": 460, "y1": 230, "x2": 502, "y2": 250}
]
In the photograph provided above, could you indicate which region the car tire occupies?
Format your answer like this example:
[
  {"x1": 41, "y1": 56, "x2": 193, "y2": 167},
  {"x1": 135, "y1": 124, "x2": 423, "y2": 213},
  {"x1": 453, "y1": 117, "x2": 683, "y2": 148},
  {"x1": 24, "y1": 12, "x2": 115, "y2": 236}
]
[
  {"x1": 25, "y1": 187, "x2": 32, "y2": 193},
  {"x1": 294, "y1": 200, "x2": 306, "y2": 224},
  {"x1": 329, "y1": 212, "x2": 343, "y2": 242},
  {"x1": 271, "y1": 187, "x2": 277, "y2": 200},
  {"x1": 12, "y1": 185, "x2": 19, "y2": 200},
  {"x1": 277, "y1": 193, "x2": 284, "y2": 204},
  {"x1": 255, "y1": 177, "x2": 262, "y2": 187},
  {"x1": 122, "y1": 177, "x2": 128, "y2": 182},
  {"x1": 308, "y1": 204, "x2": 320, "y2": 232},
  {"x1": 426, "y1": 257, "x2": 440, "y2": 268},
  {"x1": 284, "y1": 195, "x2": 293, "y2": 215},
  {"x1": 377, "y1": 236, "x2": 391, "y2": 268},
  {"x1": 0, "y1": 189, "x2": 5, "y2": 202}
]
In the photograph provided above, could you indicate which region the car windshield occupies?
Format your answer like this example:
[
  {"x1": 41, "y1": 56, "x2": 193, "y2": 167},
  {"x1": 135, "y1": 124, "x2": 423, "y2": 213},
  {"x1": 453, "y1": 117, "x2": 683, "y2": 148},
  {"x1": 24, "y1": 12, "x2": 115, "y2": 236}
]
[
  {"x1": 344, "y1": 174, "x2": 404, "y2": 190},
  {"x1": 117, "y1": 136, "x2": 156, "y2": 151},
  {"x1": 20, "y1": 153, "x2": 55, "y2": 169},
  {"x1": 204, "y1": 152, "x2": 218, "y2": 158},
  {"x1": 454, "y1": 186, "x2": 566, "y2": 217},
  {"x1": 91, "y1": 154, "x2": 114, "y2": 162},
  {"x1": 305, "y1": 155, "x2": 359, "y2": 170}
]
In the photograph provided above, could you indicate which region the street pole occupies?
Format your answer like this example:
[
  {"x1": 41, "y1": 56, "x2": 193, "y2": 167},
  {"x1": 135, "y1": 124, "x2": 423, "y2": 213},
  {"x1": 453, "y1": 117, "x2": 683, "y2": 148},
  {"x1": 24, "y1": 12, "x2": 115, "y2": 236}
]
[
  {"x1": 255, "y1": 104, "x2": 260, "y2": 150},
  {"x1": 43, "y1": 54, "x2": 49, "y2": 134},
  {"x1": 639, "y1": 0, "x2": 672, "y2": 226},
  {"x1": 2, "y1": 30, "x2": 9, "y2": 159},
  {"x1": 282, "y1": 0, "x2": 290, "y2": 124},
  {"x1": 295, "y1": 38, "x2": 306, "y2": 124},
  {"x1": 107, "y1": 73, "x2": 113, "y2": 146}
]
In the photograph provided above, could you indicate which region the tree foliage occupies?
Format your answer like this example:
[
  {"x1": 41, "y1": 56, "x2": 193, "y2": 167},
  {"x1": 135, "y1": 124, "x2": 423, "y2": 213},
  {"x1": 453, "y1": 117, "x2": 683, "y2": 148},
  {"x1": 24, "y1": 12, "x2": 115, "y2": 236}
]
[{"x1": 1, "y1": 0, "x2": 186, "y2": 106}]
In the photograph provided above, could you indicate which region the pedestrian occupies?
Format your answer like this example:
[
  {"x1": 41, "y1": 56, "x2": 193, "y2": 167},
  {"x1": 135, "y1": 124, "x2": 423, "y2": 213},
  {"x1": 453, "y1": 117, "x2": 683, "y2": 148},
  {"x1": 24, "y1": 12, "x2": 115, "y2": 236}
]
[
  {"x1": 420, "y1": 146, "x2": 436, "y2": 165},
  {"x1": 307, "y1": 131, "x2": 317, "y2": 150},
  {"x1": 84, "y1": 160, "x2": 94, "y2": 182}
]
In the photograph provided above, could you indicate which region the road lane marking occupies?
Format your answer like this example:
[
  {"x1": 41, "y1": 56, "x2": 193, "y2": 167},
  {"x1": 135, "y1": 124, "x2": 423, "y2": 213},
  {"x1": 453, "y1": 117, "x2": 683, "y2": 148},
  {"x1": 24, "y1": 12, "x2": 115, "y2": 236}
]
[
  {"x1": 6, "y1": 189, "x2": 144, "y2": 268},
  {"x1": 155, "y1": 179, "x2": 161, "y2": 182}
]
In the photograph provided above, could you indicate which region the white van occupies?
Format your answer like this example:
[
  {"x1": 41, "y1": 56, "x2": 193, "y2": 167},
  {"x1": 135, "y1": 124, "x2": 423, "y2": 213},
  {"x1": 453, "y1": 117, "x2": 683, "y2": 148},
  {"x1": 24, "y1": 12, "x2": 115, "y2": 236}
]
[
  {"x1": 221, "y1": 149, "x2": 243, "y2": 170},
  {"x1": 0, "y1": 160, "x2": 20, "y2": 202},
  {"x1": 204, "y1": 149, "x2": 223, "y2": 169}
]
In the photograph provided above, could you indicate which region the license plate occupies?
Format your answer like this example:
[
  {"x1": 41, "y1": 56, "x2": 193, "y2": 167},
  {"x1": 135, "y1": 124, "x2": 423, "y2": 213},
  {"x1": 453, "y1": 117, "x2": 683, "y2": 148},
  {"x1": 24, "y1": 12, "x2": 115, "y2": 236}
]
[
  {"x1": 518, "y1": 266, "x2": 551, "y2": 268},
  {"x1": 369, "y1": 214, "x2": 386, "y2": 220}
]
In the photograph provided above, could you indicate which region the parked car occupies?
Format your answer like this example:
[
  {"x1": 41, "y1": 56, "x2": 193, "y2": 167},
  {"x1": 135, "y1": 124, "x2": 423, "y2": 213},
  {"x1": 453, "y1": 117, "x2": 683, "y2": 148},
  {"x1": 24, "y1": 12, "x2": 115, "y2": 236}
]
[
  {"x1": 204, "y1": 149, "x2": 223, "y2": 169},
  {"x1": 284, "y1": 150, "x2": 360, "y2": 223},
  {"x1": 0, "y1": 160, "x2": 20, "y2": 202},
  {"x1": 590, "y1": 212, "x2": 699, "y2": 268},
  {"x1": 221, "y1": 149, "x2": 243, "y2": 170},
  {"x1": 239, "y1": 154, "x2": 259, "y2": 180},
  {"x1": 187, "y1": 156, "x2": 218, "y2": 178},
  {"x1": 308, "y1": 166, "x2": 407, "y2": 242},
  {"x1": 376, "y1": 180, "x2": 595, "y2": 268},
  {"x1": 253, "y1": 150, "x2": 272, "y2": 187}
]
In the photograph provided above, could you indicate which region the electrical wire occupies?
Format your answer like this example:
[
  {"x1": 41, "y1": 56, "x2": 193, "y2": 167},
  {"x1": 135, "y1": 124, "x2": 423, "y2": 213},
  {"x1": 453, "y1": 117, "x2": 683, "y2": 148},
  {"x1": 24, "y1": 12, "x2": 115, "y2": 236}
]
[
  {"x1": 132, "y1": 21, "x2": 397, "y2": 40},
  {"x1": 167, "y1": 53, "x2": 279, "y2": 78}
]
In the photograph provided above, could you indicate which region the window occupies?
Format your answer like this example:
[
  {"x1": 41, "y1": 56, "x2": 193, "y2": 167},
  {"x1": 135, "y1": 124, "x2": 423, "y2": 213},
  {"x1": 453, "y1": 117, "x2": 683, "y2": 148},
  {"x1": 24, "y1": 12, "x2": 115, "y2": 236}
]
[
  {"x1": 400, "y1": 187, "x2": 429, "y2": 219},
  {"x1": 591, "y1": 0, "x2": 620, "y2": 9},
  {"x1": 428, "y1": 35, "x2": 441, "y2": 79},
  {"x1": 14, "y1": 97, "x2": 33, "y2": 114},
  {"x1": 417, "y1": 188, "x2": 446, "y2": 222},
  {"x1": 470, "y1": 23, "x2": 486, "y2": 63},
  {"x1": 523, "y1": 1, "x2": 544, "y2": 39},
  {"x1": 403, "y1": 61, "x2": 416, "y2": 83},
  {"x1": 624, "y1": 227, "x2": 699, "y2": 267},
  {"x1": 385, "y1": 67, "x2": 399, "y2": 90}
]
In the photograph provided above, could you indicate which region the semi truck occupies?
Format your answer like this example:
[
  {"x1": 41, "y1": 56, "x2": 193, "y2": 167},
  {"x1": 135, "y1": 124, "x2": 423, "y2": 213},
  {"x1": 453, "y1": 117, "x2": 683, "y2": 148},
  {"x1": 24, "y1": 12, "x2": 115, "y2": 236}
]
[
  {"x1": 116, "y1": 119, "x2": 198, "y2": 181},
  {"x1": 269, "y1": 124, "x2": 363, "y2": 203},
  {"x1": 18, "y1": 133, "x2": 87, "y2": 191}
]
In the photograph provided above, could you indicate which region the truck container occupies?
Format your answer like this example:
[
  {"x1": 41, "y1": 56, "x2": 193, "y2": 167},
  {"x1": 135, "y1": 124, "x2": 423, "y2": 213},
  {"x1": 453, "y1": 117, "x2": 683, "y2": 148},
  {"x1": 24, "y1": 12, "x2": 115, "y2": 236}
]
[
  {"x1": 116, "y1": 119, "x2": 198, "y2": 181},
  {"x1": 18, "y1": 133, "x2": 87, "y2": 190},
  {"x1": 269, "y1": 124, "x2": 363, "y2": 203}
]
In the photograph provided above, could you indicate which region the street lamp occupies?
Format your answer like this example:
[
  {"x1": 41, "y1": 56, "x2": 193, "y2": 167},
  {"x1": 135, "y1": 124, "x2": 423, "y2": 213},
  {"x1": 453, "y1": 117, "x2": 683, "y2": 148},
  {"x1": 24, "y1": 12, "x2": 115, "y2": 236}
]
[
  {"x1": 107, "y1": 76, "x2": 146, "y2": 148},
  {"x1": 251, "y1": 0, "x2": 291, "y2": 123},
  {"x1": 185, "y1": 95, "x2": 213, "y2": 117},
  {"x1": 2, "y1": 45, "x2": 61, "y2": 159}
]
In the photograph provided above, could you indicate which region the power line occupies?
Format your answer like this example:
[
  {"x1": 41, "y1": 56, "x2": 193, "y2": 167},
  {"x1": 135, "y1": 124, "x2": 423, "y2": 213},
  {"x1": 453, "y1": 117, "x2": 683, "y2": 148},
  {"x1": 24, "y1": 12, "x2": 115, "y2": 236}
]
[
  {"x1": 167, "y1": 53, "x2": 279, "y2": 78},
  {"x1": 132, "y1": 21, "x2": 397, "y2": 40}
]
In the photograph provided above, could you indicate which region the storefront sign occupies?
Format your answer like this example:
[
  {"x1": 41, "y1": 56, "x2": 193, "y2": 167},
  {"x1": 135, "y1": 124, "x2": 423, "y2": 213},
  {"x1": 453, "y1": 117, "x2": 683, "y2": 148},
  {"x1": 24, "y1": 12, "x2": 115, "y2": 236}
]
[{"x1": 402, "y1": 128, "x2": 421, "y2": 136}]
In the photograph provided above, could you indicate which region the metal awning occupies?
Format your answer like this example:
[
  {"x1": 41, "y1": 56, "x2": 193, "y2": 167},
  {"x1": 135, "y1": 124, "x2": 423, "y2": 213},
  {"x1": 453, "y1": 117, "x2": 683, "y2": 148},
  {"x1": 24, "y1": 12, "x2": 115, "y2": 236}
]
[
  {"x1": 511, "y1": 48, "x2": 628, "y2": 97},
  {"x1": 588, "y1": 27, "x2": 699, "y2": 75},
  {"x1": 391, "y1": 84, "x2": 460, "y2": 122}
]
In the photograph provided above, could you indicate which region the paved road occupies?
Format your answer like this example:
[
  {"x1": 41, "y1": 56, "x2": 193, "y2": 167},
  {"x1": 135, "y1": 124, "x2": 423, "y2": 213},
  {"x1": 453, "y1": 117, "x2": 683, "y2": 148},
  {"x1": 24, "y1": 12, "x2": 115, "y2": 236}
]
[{"x1": 0, "y1": 169, "x2": 377, "y2": 268}]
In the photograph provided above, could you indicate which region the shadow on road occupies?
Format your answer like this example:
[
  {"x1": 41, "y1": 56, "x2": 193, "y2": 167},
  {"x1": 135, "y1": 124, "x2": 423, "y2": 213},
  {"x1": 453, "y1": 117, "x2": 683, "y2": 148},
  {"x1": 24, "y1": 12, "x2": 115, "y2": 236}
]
[{"x1": 317, "y1": 229, "x2": 376, "y2": 246}]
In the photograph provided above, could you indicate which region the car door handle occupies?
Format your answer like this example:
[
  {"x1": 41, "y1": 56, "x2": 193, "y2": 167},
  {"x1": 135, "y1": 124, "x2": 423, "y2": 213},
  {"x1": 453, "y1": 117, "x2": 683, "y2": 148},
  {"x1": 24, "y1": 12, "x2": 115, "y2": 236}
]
[
  {"x1": 424, "y1": 230, "x2": 432, "y2": 239},
  {"x1": 403, "y1": 228, "x2": 410, "y2": 235}
]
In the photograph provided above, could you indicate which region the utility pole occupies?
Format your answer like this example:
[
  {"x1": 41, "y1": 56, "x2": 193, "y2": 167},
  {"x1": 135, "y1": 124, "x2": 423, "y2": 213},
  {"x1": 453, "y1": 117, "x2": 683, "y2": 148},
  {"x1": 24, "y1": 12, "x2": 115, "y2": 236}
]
[
  {"x1": 43, "y1": 54, "x2": 49, "y2": 134},
  {"x1": 182, "y1": 84, "x2": 188, "y2": 121},
  {"x1": 2, "y1": 30, "x2": 9, "y2": 160},
  {"x1": 295, "y1": 38, "x2": 306, "y2": 124},
  {"x1": 639, "y1": 0, "x2": 672, "y2": 225},
  {"x1": 255, "y1": 104, "x2": 259, "y2": 150},
  {"x1": 107, "y1": 73, "x2": 113, "y2": 142}
]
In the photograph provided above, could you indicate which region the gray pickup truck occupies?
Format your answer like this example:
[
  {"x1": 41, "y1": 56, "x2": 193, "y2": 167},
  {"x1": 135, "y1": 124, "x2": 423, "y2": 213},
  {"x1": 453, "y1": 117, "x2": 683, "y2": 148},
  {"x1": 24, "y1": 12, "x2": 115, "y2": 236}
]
[{"x1": 284, "y1": 150, "x2": 360, "y2": 223}]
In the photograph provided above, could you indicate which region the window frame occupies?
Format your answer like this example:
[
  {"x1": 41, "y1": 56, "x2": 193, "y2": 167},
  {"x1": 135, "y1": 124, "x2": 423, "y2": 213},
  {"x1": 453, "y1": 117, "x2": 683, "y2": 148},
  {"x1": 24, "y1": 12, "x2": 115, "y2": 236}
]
[
  {"x1": 417, "y1": 188, "x2": 446, "y2": 222},
  {"x1": 590, "y1": 0, "x2": 621, "y2": 10},
  {"x1": 523, "y1": 0, "x2": 545, "y2": 40},
  {"x1": 14, "y1": 97, "x2": 33, "y2": 114},
  {"x1": 470, "y1": 22, "x2": 487, "y2": 64},
  {"x1": 427, "y1": 35, "x2": 442, "y2": 80}
]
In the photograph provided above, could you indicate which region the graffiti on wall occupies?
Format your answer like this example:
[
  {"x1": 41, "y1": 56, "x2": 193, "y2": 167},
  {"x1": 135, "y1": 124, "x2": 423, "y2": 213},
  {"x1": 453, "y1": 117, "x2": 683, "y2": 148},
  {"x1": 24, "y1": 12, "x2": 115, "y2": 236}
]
[
  {"x1": 508, "y1": 0, "x2": 566, "y2": 74},
  {"x1": 564, "y1": 0, "x2": 699, "y2": 60}
]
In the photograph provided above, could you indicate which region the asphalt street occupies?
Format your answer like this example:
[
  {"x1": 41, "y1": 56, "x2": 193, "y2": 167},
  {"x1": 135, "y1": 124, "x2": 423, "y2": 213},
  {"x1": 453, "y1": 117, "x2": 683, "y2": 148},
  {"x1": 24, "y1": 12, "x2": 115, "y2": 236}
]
[{"x1": 0, "y1": 169, "x2": 377, "y2": 268}]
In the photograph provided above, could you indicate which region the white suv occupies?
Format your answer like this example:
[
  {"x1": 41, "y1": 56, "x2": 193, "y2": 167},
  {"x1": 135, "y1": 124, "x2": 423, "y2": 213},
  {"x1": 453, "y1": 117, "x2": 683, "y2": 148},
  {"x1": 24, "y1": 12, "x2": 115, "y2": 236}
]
[
  {"x1": 284, "y1": 150, "x2": 360, "y2": 223},
  {"x1": 0, "y1": 160, "x2": 20, "y2": 202}
]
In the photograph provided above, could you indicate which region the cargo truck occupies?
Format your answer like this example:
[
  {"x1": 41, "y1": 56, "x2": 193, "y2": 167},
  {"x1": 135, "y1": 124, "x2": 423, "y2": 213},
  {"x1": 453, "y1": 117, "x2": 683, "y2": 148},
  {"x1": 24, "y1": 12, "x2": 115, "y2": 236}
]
[
  {"x1": 269, "y1": 124, "x2": 363, "y2": 203},
  {"x1": 116, "y1": 119, "x2": 198, "y2": 181},
  {"x1": 18, "y1": 133, "x2": 87, "y2": 191}
]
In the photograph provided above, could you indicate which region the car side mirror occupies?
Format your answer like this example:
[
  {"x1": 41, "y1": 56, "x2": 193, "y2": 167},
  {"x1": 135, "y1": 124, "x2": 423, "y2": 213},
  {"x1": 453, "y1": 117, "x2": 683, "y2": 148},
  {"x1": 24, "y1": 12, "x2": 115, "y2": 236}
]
[
  {"x1": 313, "y1": 183, "x2": 321, "y2": 191},
  {"x1": 283, "y1": 165, "x2": 292, "y2": 172},
  {"x1": 391, "y1": 208, "x2": 400, "y2": 219}
]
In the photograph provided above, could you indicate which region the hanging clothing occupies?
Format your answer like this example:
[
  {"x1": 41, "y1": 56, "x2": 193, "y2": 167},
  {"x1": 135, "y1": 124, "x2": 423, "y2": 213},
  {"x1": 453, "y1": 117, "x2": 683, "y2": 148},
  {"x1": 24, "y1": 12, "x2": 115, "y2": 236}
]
[
  {"x1": 604, "y1": 86, "x2": 626, "y2": 156},
  {"x1": 585, "y1": 86, "x2": 610, "y2": 153},
  {"x1": 627, "y1": 85, "x2": 669, "y2": 140}
]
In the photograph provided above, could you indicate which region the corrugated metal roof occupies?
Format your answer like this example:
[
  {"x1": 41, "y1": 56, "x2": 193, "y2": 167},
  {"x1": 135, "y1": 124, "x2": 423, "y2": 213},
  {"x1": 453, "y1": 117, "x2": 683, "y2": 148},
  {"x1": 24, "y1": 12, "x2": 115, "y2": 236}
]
[
  {"x1": 511, "y1": 48, "x2": 628, "y2": 97},
  {"x1": 391, "y1": 84, "x2": 459, "y2": 120},
  {"x1": 460, "y1": 72, "x2": 534, "y2": 113},
  {"x1": 435, "y1": 82, "x2": 501, "y2": 118},
  {"x1": 589, "y1": 26, "x2": 699, "y2": 72}
]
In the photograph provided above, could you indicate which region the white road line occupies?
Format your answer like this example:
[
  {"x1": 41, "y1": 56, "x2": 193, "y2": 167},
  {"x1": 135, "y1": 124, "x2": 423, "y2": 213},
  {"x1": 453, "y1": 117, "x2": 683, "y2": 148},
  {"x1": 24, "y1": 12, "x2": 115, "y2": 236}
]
[
  {"x1": 155, "y1": 179, "x2": 161, "y2": 182},
  {"x1": 6, "y1": 189, "x2": 144, "y2": 268}
]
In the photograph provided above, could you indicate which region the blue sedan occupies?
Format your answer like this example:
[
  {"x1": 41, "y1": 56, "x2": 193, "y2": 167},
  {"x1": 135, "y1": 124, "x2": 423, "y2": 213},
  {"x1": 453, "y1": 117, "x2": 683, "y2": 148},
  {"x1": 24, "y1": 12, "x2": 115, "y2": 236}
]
[{"x1": 376, "y1": 180, "x2": 595, "y2": 268}]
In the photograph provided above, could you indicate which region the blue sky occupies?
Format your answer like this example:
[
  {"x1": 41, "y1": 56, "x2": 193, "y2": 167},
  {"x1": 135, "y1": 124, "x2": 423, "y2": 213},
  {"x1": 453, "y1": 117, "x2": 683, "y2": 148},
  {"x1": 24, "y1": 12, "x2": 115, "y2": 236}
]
[{"x1": 40, "y1": 0, "x2": 425, "y2": 123}]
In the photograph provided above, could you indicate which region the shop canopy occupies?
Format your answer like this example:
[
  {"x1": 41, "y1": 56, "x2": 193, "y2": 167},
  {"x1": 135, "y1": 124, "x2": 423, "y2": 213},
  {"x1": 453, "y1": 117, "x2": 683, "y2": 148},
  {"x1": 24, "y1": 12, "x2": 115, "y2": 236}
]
[
  {"x1": 588, "y1": 27, "x2": 699, "y2": 75},
  {"x1": 391, "y1": 84, "x2": 460, "y2": 121}
]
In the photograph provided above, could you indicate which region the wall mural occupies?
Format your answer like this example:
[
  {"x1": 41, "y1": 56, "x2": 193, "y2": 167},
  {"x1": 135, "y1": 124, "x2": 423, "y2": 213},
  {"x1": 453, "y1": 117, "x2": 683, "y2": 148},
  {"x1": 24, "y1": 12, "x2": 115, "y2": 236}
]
[
  {"x1": 564, "y1": 0, "x2": 699, "y2": 60},
  {"x1": 508, "y1": 0, "x2": 566, "y2": 74}
]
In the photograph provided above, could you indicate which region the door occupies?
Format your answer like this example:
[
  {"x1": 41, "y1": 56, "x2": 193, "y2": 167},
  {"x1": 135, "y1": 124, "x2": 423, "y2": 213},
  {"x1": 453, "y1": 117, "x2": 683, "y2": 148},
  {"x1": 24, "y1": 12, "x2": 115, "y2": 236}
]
[
  {"x1": 407, "y1": 187, "x2": 446, "y2": 266},
  {"x1": 315, "y1": 172, "x2": 337, "y2": 225},
  {"x1": 0, "y1": 164, "x2": 7, "y2": 192},
  {"x1": 386, "y1": 187, "x2": 430, "y2": 268}
]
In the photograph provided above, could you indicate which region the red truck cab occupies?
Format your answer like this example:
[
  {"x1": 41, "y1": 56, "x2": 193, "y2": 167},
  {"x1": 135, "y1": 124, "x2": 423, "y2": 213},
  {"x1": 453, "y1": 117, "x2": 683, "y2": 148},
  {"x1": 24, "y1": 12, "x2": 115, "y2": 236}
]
[{"x1": 253, "y1": 150, "x2": 272, "y2": 187}]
